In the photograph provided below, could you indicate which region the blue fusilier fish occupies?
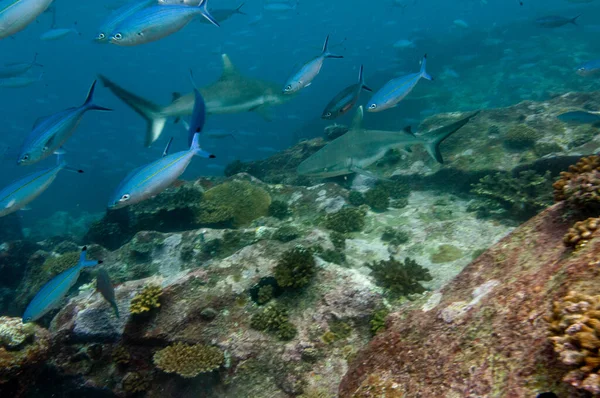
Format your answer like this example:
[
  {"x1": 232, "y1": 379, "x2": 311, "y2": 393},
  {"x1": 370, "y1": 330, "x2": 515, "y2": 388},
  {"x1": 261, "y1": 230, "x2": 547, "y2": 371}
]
[
  {"x1": 535, "y1": 15, "x2": 579, "y2": 28},
  {"x1": 96, "y1": 268, "x2": 119, "y2": 318},
  {"x1": 367, "y1": 54, "x2": 433, "y2": 112},
  {"x1": 0, "y1": 0, "x2": 54, "y2": 40},
  {"x1": 23, "y1": 247, "x2": 102, "y2": 323},
  {"x1": 0, "y1": 153, "x2": 82, "y2": 217},
  {"x1": 109, "y1": 0, "x2": 220, "y2": 46},
  {"x1": 322, "y1": 65, "x2": 372, "y2": 120},
  {"x1": 187, "y1": 70, "x2": 206, "y2": 146},
  {"x1": 94, "y1": 0, "x2": 155, "y2": 43},
  {"x1": 18, "y1": 81, "x2": 111, "y2": 166},
  {"x1": 577, "y1": 59, "x2": 600, "y2": 77},
  {"x1": 283, "y1": 35, "x2": 343, "y2": 94},
  {"x1": 109, "y1": 133, "x2": 215, "y2": 209}
]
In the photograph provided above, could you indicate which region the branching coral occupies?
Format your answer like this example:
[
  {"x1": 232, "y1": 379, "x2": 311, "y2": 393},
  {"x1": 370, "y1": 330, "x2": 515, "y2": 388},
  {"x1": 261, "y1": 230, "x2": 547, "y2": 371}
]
[
  {"x1": 364, "y1": 186, "x2": 390, "y2": 212},
  {"x1": 348, "y1": 191, "x2": 365, "y2": 207},
  {"x1": 553, "y1": 156, "x2": 600, "y2": 215},
  {"x1": 269, "y1": 200, "x2": 290, "y2": 219},
  {"x1": 470, "y1": 170, "x2": 553, "y2": 221},
  {"x1": 381, "y1": 227, "x2": 410, "y2": 246},
  {"x1": 250, "y1": 304, "x2": 297, "y2": 341},
  {"x1": 122, "y1": 371, "x2": 152, "y2": 394},
  {"x1": 564, "y1": 217, "x2": 600, "y2": 250},
  {"x1": 274, "y1": 246, "x2": 316, "y2": 289},
  {"x1": 546, "y1": 292, "x2": 600, "y2": 394},
  {"x1": 324, "y1": 207, "x2": 366, "y2": 233},
  {"x1": 153, "y1": 342, "x2": 224, "y2": 378},
  {"x1": 367, "y1": 257, "x2": 432, "y2": 298},
  {"x1": 130, "y1": 284, "x2": 162, "y2": 315}
]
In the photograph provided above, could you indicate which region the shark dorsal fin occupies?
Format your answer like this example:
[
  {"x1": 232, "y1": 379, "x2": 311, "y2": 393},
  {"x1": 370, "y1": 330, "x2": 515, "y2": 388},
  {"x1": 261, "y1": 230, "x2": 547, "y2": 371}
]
[
  {"x1": 220, "y1": 54, "x2": 240, "y2": 80},
  {"x1": 351, "y1": 106, "x2": 364, "y2": 130}
]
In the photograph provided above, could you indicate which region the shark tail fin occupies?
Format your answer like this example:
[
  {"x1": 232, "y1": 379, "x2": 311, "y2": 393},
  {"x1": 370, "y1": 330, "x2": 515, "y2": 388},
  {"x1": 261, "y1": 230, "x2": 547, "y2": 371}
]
[
  {"x1": 235, "y1": 2, "x2": 247, "y2": 15},
  {"x1": 79, "y1": 246, "x2": 102, "y2": 268},
  {"x1": 420, "y1": 54, "x2": 433, "y2": 81},
  {"x1": 358, "y1": 65, "x2": 373, "y2": 92},
  {"x1": 190, "y1": 133, "x2": 216, "y2": 159},
  {"x1": 83, "y1": 80, "x2": 112, "y2": 112},
  {"x1": 423, "y1": 111, "x2": 479, "y2": 164},
  {"x1": 98, "y1": 74, "x2": 167, "y2": 147},
  {"x1": 322, "y1": 34, "x2": 343, "y2": 59}
]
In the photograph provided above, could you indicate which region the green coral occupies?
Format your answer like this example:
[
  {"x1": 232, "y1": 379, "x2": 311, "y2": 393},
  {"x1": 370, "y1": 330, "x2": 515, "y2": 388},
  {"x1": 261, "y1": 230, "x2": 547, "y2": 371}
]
[
  {"x1": 504, "y1": 124, "x2": 541, "y2": 150},
  {"x1": 330, "y1": 231, "x2": 346, "y2": 250},
  {"x1": 269, "y1": 200, "x2": 290, "y2": 219},
  {"x1": 324, "y1": 207, "x2": 366, "y2": 233},
  {"x1": 364, "y1": 186, "x2": 390, "y2": 212},
  {"x1": 130, "y1": 284, "x2": 162, "y2": 315},
  {"x1": 322, "y1": 319, "x2": 352, "y2": 343},
  {"x1": 201, "y1": 180, "x2": 271, "y2": 227},
  {"x1": 318, "y1": 249, "x2": 345, "y2": 265},
  {"x1": 250, "y1": 304, "x2": 297, "y2": 341},
  {"x1": 370, "y1": 308, "x2": 390, "y2": 335},
  {"x1": 273, "y1": 225, "x2": 300, "y2": 242},
  {"x1": 41, "y1": 251, "x2": 80, "y2": 275},
  {"x1": 196, "y1": 201, "x2": 234, "y2": 227},
  {"x1": 470, "y1": 170, "x2": 553, "y2": 221},
  {"x1": 122, "y1": 371, "x2": 152, "y2": 394},
  {"x1": 257, "y1": 285, "x2": 274, "y2": 305},
  {"x1": 153, "y1": 342, "x2": 224, "y2": 378},
  {"x1": 274, "y1": 246, "x2": 317, "y2": 289},
  {"x1": 381, "y1": 227, "x2": 409, "y2": 246},
  {"x1": 430, "y1": 244, "x2": 463, "y2": 263},
  {"x1": 224, "y1": 160, "x2": 250, "y2": 177},
  {"x1": 367, "y1": 257, "x2": 432, "y2": 298},
  {"x1": 348, "y1": 191, "x2": 365, "y2": 207}
]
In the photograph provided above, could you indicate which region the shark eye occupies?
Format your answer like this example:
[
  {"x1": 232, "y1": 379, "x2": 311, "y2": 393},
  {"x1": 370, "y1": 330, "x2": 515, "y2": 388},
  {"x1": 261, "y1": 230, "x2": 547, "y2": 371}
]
[
  {"x1": 42, "y1": 146, "x2": 48, "y2": 152},
  {"x1": 326, "y1": 112, "x2": 332, "y2": 117},
  {"x1": 21, "y1": 154, "x2": 29, "y2": 161},
  {"x1": 113, "y1": 33, "x2": 123, "y2": 40},
  {"x1": 369, "y1": 104, "x2": 377, "y2": 110},
  {"x1": 97, "y1": 33, "x2": 105, "y2": 40},
  {"x1": 120, "y1": 194, "x2": 130, "y2": 202},
  {"x1": 285, "y1": 85, "x2": 292, "y2": 91}
]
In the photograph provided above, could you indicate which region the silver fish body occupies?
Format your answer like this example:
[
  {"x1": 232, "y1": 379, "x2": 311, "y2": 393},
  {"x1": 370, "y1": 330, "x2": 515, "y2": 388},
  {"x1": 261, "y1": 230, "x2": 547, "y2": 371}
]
[
  {"x1": 23, "y1": 247, "x2": 100, "y2": 322},
  {"x1": 0, "y1": 0, "x2": 53, "y2": 39},
  {"x1": 109, "y1": 0, "x2": 219, "y2": 46},
  {"x1": 95, "y1": 0, "x2": 155, "y2": 43},
  {"x1": 283, "y1": 35, "x2": 343, "y2": 94},
  {"x1": 322, "y1": 65, "x2": 371, "y2": 119},
  {"x1": 18, "y1": 81, "x2": 111, "y2": 165},
  {"x1": 0, "y1": 53, "x2": 42, "y2": 78},
  {"x1": 367, "y1": 55, "x2": 432, "y2": 112}
]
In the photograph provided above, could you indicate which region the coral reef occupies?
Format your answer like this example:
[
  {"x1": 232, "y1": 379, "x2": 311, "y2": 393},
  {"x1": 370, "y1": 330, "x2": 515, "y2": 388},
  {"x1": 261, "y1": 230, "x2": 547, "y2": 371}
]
[
  {"x1": 364, "y1": 186, "x2": 390, "y2": 212},
  {"x1": 504, "y1": 124, "x2": 541, "y2": 149},
  {"x1": 121, "y1": 371, "x2": 152, "y2": 394},
  {"x1": 273, "y1": 225, "x2": 300, "y2": 243},
  {"x1": 250, "y1": 303, "x2": 297, "y2": 341},
  {"x1": 256, "y1": 285, "x2": 274, "y2": 305},
  {"x1": 268, "y1": 200, "x2": 290, "y2": 219},
  {"x1": 553, "y1": 155, "x2": 600, "y2": 215},
  {"x1": 153, "y1": 342, "x2": 224, "y2": 378},
  {"x1": 201, "y1": 180, "x2": 271, "y2": 227},
  {"x1": 547, "y1": 292, "x2": 600, "y2": 394},
  {"x1": 470, "y1": 170, "x2": 553, "y2": 221},
  {"x1": 130, "y1": 284, "x2": 162, "y2": 315},
  {"x1": 350, "y1": 373, "x2": 404, "y2": 398},
  {"x1": 348, "y1": 191, "x2": 365, "y2": 207},
  {"x1": 367, "y1": 257, "x2": 432, "y2": 298},
  {"x1": 324, "y1": 207, "x2": 366, "y2": 233},
  {"x1": 563, "y1": 217, "x2": 599, "y2": 250},
  {"x1": 274, "y1": 246, "x2": 316, "y2": 289},
  {"x1": 369, "y1": 308, "x2": 390, "y2": 336},
  {"x1": 430, "y1": 244, "x2": 463, "y2": 264},
  {"x1": 381, "y1": 227, "x2": 409, "y2": 246}
]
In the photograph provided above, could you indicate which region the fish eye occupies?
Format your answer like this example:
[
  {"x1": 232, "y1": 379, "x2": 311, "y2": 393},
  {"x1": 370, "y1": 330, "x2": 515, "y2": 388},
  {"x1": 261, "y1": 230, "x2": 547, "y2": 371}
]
[
  {"x1": 114, "y1": 33, "x2": 123, "y2": 40},
  {"x1": 120, "y1": 194, "x2": 131, "y2": 202},
  {"x1": 369, "y1": 104, "x2": 377, "y2": 110},
  {"x1": 21, "y1": 154, "x2": 29, "y2": 161},
  {"x1": 285, "y1": 85, "x2": 291, "y2": 91},
  {"x1": 42, "y1": 146, "x2": 48, "y2": 152},
  {"x1": 325, "y1": 112, "x2": 332, "y2": 117},
  {"x1": 98, "y1": 33, "x2": 105, "y2": 39}
]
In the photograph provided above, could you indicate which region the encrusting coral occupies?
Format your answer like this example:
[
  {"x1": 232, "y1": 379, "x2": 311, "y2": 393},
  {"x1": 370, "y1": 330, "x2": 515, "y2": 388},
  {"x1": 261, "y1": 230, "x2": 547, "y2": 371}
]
[
  {"x1": 367, "y1": 257, "x2": 432, "y2": 298},
  {"x1": 274, "y1": 246, "x2": 316, "y2": 289},
  {"x1": 153, "y1": 342, "x2": 224, "y2": 378},
  {"x1": 563, "y1": 217, "x2": 600, "y2": 250},
  {"x1": 130, "y1": 284, "x2": 162, "y2": 315},
  {"x1": 546, "y1": 291, "x2": 600, "y2": 394}
]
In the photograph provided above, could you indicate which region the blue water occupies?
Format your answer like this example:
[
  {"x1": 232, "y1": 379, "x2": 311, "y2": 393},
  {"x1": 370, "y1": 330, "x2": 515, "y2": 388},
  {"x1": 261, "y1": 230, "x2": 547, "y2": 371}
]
[{"x1": 1, "y1": 0, "x2": 599, "y2": 226}]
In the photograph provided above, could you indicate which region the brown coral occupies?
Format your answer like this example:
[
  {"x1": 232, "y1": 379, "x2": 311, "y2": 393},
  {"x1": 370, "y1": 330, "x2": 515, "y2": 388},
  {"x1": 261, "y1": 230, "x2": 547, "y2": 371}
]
[
  {"x1": 546, "y1": 291, "x2": 600, "y2": 394},
  {"x1": 553, "y1": 155, "x2": 600, "y2": 204},
  {"x1": 153, "y1": 342, "x2": 224, "y2": 378},
  {"x1": 350, "y1": 373, "x2": 404, "y2": 397},
  {"x1": 563, "y1": 217, "x2": 600, "y2": 250},
  {"x1": 130, "y1": 284, "x2": 162, "y2": 315}
]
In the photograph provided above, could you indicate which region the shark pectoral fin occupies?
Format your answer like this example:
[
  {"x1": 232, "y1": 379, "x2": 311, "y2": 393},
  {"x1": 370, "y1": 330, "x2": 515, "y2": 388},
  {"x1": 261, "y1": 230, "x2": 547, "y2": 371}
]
[
  {"x1": 146, "y1": 116, "x2": 168, "y2": 147},
  {"x1": 253, "y1": 105, "x2": 274, "y2": 121}
]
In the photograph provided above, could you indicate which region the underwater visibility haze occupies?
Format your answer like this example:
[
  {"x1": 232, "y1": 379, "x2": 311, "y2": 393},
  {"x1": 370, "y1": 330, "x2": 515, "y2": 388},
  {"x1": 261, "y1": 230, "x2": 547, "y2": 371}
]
[{"x1": 4, "y1": 0, "x2": 600, "y2": 397}]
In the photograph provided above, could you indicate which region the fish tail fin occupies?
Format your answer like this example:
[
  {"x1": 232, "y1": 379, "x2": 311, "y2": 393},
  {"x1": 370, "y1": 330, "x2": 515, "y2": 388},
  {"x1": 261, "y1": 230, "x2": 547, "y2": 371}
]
[
  {"x1": 98, "y1": 74, "x2": 168, "y2": 147},
  {"x1": 322, "y1": 34, "x2": 343, "y2": 59},
  {"x1": 571, "y1": 15, "x2": 580, "y2": 25},
  {"x1": 190, "y1": 133, "x2": 215, "y2": 158},
  {"x1": 423, "y1": 111, "x2": 479, "y2": 164},
  {"x1": 198, "y1": 0, "x2": 220, "y2": 27},
  {"x1": 79, "y1": 246, "x2": 102, "y2": 268},
  {"x1": 112, "y1": 302, "x2": 120, "y2": 318},
  {"x1": 235, "y1": 2, "x2": 247, "y2": 15},
  {"x1": 420, "y1": 54, "x2": 433, "y2": 81},
  {"x1": 32, "y1": 52, "x2": 43, "y2": 67},
  {"x1": 358, "y1": 65, "x2": 373, "y2": 92},
  {"x1": 83, "y1": 80, "x2": 113, "y2": 112}
]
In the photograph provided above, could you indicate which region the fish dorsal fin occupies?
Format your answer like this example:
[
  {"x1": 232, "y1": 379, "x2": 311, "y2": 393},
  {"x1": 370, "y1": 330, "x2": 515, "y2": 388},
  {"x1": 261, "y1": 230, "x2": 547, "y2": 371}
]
[
  {"x1": 32, "y1": 115, "x2": 51, "y2": 129},
  {"x1": 351, "y1": 106, "x2": 364, "y2": 130},
  {"x1": 220, "y1": 54, "x2": 240, "y2": 80},
  {"x1": 171, "y1": 92, "x2": 182, "y2": 102},
  {"x1": 403, "y1": 125, "x2": 415, "y2": 137}
]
